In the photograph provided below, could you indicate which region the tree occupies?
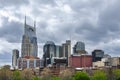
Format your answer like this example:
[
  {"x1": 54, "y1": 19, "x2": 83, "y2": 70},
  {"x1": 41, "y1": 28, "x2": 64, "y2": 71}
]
[
  {"x1": 0, "y1": 67, "x2": 12, "y2": 80},
  {"x1": 92, "y1": 70, "x2": 107, "y2": 80},
  {"x1": 50, "y1": 76, "x2": 61, "y2": 80},
  {"x1": 113, "y1": 69, "x2": 120, "y2": 80},
  {"x1": 40, "y1": 68, "x2": 52, "y2": 80},
  {"x1": 59, "y1": 69, "x2": 74, "y2": 80},
  {"x1": 12, "y1": 70, "x2": 22, "y2": 80},
  {"x1": 32, "y1": 77, "x2": 41, "y2": 80},
  {"x1": 21, "y1": 69, "x2": 34, "y2": 80},
  {"x1": 3, "y1": 65, "x2": 11, "y2": 70},
  {"x1": 73, "y1": 71, "x2": 90, "y2": 80}
]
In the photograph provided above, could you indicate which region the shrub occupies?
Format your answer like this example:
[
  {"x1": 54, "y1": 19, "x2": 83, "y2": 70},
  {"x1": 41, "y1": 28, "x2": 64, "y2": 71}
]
[
  {"x1": 0, "y1": 68, "x2": 12, "y2": 80},
  {"x1": 59, "y1": 69, "x2": 74, "y2": 80},
  {"x1": 113, "y1": 69, "x2": 120, "y2": 80},
  {"x1": 92, "y1": 70, "x2": 107, "y2": 80},
  {"x1": 50, "y1": 76, "x2": 61, "y2": 80},
  {"x1": 73, "y1": 71, "x2": 90, "y2": 80},
  {"x1": 32, "y1": 77, "x2": 41, "y2": 80},
  {"x1": 40, "y1": 68, "x2": 52, "y2": 80},
  {"x1": 21, "y1": 69, "x2": 34, "y2": 80},
  {"x1": 12, "y1": 70, "x2": 22, "y2": 80}
]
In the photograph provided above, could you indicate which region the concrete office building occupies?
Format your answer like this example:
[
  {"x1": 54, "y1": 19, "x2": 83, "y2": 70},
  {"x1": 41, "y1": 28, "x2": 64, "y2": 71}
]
[
  {"x1": 62, "y1": 40, "x2": 71, "y2": 66},
  {"x1": 18, "y1": 56, "x2": 40, "y2": 69},
  {"x1": 111, "y1": 57, "x2": 120, "y2": 67},
  {"x1": 12, "y1": 49, "x2": 19, "y2": 68}
]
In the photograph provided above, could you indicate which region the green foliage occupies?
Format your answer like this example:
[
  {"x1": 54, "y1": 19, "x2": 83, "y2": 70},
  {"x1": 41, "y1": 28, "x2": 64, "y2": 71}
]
[
  {"x1": 116, "y1": 77, "x2": 120, "y2": 80},
  {"x1": 32, "y1": 76, "x2": 41, "y2": 80},
  {"x1": 2, "y1": 65, "x2": 11, "y2": 70},
  {"x1": 0, "y1": 68, "x2": 12, "y2": 80},
  {"x1": 59, "y1": 69, "x2": 74, "y2": 80},
  {"x1": 21, "y1": 69, "x2": 34, "y2": 80},
  {"x1": 2, "y1": 65, "x2": 120, "y2": 80},
  {"x1": 113, "y1": 69, "x2": 120, "y2": 80},
  {"x1": 50, "y1": 76, "x2": 61, "y2": 80},
  {"x1": 92, "y1": 70, "x2": 107, "y2": 80},
  {"x1": 73, "y1": 71, "x2": 90, "y2": 80},
  {"x1": 12, "y1": 70, "x2": 22, "y2": 80}
]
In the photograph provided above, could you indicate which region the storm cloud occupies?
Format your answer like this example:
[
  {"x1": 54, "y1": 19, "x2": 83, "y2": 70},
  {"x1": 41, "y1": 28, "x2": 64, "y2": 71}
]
[{"x1": 0, "y1": 0, "x2": 120, "y2": 66}]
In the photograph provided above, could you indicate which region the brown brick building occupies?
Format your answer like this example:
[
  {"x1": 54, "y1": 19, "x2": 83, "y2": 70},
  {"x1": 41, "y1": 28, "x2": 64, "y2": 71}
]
[{"x1": 69, "y1": 54, "x2": 92, "y2": 68}]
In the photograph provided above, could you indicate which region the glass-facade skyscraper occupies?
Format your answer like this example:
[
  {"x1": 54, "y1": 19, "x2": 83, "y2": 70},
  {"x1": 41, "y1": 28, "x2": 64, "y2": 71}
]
[
  {"x1": 73, "y1": 41, "x2": 87, "y2": 54},
  {"x1": 92, "y1": 49, "x2": 104, "y2": 62},
  {"x1": 43, "y1": 41, "x2": 56, "y2": 66},
  {"x1": 17, "y1": 16, "x2": 40, "y2": 69},
  {"x1": 21, "y1": 16, "x2": 38, "y2": 57}
]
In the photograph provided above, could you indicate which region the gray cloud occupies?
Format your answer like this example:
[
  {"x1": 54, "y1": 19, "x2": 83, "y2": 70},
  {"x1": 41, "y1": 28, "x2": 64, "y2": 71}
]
[
  {"x1": 0, "y1": 17, "x2": 23, "y2": 43},
  {"x1": 0, "y1": 0, "x2": 29, "y2": 8},
  {"x1": 1, "y1": 0, "x2": 120, "y2": 66},
  {"x1": 35, "y1": 0, "x2": 56, "y2": 6},
  {"x1": 0, "y1": 52, "x2": 12, "y2": 66}
]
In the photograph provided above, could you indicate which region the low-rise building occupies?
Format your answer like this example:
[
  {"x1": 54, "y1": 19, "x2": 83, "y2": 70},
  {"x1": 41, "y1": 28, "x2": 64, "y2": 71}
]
[
  {"x1": 69, "y1": 54, "x2": 92, "y2": 68},
  {"x1": 93, "y1": 54, "x2": 112, "y2": 68},
  {"x1": 18, "y1": 56, "x2": 40, "y2": 69},
  {"x1": 111, "y1": 57, "x2": 120, "y2": 67},
  {"x1": 93, "y1": 61, "x2": 104, "y2": 67}
]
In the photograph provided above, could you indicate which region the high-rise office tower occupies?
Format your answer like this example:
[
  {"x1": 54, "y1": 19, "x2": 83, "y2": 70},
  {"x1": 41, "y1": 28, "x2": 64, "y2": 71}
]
[
  {"x1": 21, "y1": 16, "x2": 38, "y2": 57},
  {"x1": 73, "y1": 41, "x2": 87, "y2": 54},
  {"x1": 62, "y1": 40, "x2": 71, "y2": 58},
  {"x1": 62, "y1": 40, "x2": 71, "y2": 66},
  {"x1": 43, "y1": 40, "x2": 71, "y2": 67},
  {"x1": 12, "y1": 49, "x2": 19, "y2": 67},
  {"x1": 92, "y1": 49, "x2": 104, "y2": 62},
  {"x1": 43, "y1": 41, "x2": 56, "y2": 66},
  {"x1": 17, "y1": 16, "x2": 40, "y2": 69},
  {"x1": 56, "y1": 45, "x2": 62, "y2": 57}
]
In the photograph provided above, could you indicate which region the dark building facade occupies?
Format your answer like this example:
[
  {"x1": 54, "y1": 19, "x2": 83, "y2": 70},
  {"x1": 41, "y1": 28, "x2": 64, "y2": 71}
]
[
  {"x1": 43, "y1": 41, "x2": 56, "y2": 66},
  {"x1": 92, "y1": 49, "x2": 104, "y2": 62},
  {"x1": 43, "y1": 40, "x2": 71, "y2": 67},
  {"x1": 73, "y1": 41, "x2": 87, "y2": 55}
]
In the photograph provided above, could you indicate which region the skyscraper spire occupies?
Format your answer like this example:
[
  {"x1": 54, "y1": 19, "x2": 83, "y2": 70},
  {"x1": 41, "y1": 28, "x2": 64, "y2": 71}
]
[
  {"x1": 34, "y1": 20, "x2": 36, "y2": 34},
  {"x1": 24, "y1": 15, "x2": 26, "y2": 34},
  {"x1": 25, "y1": 15, "x2": 26, "y2": 25}
]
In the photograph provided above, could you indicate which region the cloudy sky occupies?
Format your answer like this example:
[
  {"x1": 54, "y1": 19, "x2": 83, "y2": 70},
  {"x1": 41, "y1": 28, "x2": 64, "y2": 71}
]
[{"x1": 0, "y1": 0, "x2": 120, "y2": 66}]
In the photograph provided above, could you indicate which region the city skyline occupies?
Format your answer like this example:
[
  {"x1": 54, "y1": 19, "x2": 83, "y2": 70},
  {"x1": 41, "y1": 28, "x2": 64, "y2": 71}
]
[{"x1": 0, "y1": 0, "x2": 120, "y2": 66}]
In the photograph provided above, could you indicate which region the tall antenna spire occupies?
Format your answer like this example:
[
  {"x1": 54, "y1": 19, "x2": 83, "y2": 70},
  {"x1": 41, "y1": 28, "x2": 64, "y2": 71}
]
[
  {"x1": 25, "y1": 15, "x2": 26, "y2": 25},
  {"x1": 24, "y1": 15, "x2": 27, "y2": 34},
  {"x1": 34, "y1": 20, "x2": 36, "y2": 34}
]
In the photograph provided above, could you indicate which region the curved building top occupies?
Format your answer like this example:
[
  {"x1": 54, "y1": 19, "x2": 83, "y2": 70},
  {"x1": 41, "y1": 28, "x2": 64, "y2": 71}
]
[{"x1": 45, "y1": 41, "x2": 55, "y2": 45}]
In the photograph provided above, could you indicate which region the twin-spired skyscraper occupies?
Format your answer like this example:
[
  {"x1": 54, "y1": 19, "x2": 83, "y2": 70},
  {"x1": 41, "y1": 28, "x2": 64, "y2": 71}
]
[
  {"x1": 17, "y1": 16, "x2": 40, "y2": 69},
  {"x1": 21, "y1": 16, "x2": 38, "y2": 58}
]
